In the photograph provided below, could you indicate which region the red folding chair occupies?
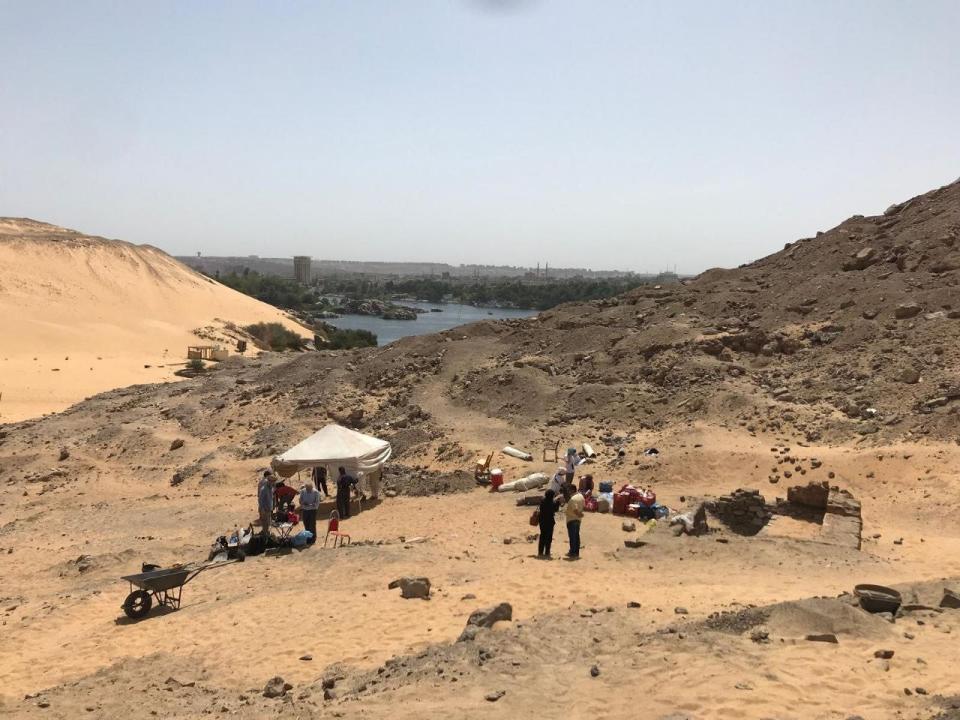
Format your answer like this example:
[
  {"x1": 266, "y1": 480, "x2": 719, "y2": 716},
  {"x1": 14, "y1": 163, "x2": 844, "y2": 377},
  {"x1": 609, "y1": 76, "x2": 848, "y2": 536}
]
[{"x1": 324, "y1": 514, "x2": 351, "y2": 547}]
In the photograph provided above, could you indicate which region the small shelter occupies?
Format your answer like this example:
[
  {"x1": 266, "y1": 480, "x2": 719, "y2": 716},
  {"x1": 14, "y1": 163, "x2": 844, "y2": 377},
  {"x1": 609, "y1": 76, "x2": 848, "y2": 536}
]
[{"x1": 271, "y1": 424, "x2": 392, "y2": 482}]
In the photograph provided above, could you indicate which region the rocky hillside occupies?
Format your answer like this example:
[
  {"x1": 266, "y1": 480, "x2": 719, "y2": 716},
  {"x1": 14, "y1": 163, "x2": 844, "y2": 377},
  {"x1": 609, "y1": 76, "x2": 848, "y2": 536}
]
[{"x1": 1, "y1": 180, "x2": 958, "y2": 494}]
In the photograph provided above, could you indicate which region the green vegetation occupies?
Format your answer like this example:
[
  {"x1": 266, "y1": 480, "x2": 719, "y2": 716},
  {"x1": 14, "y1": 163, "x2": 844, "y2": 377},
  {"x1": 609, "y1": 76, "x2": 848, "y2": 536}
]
[
  {"x1": 316, "y1": 325, "x2": 378, "y2": 350},
  {"x1": 187, "y1": 358, "x2": 205, "y2": 372},
  {"x1": 318, "y1": 276, "x2": 656, "y2": 311},
  {"x1": 211, "y1": 266, "x2": 660, "y2": 312},
  {"x1": 217, "y1": 270, "x2": 313, "y2": 309},
  {"x1": 244, "y1": 322, "x2": 306, "y2": 351}
]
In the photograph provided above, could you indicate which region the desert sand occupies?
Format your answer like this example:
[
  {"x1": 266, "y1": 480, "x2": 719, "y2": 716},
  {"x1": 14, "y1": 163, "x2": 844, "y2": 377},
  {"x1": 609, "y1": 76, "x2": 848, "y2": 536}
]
[
  {"x1": 2, "y1": 182, "x2": 960, "y2": 719},
  {"x1": 0, "y1": 218, "x2": 309, "y2": 423}
]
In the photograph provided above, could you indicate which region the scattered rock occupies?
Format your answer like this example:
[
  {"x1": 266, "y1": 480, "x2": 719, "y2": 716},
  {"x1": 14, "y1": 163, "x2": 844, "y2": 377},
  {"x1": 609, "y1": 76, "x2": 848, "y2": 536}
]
[
  {"x1": 940, "y1": 588, "x2": 960, "y2": 609},
  {"x1": 262, "y1": 676, "x2": 293, "y2": 699},
  {"x1": 874, "y1": 649, "x2": 894, "y2": 659},
  {"x1": 299, "y1": 654, "x2": 312, "y2": 661},
  {"x1": 627, "y1": 601, "x2": 642, "y2": 608},
  {"x1": 388, "y1": 577, "x2": 431, "y2": 600},
  {"x1": 805, "y1": 633, "x2": 839, "y2": 643},
  {"x1": 169, "y1": 439, "x2": 185, "y2": 451},
  {"x1": 589, "y1": 665, "x2": 600, "y2": 677},
  {"x1": 459, "y1": 603, "x2": 513, "y2": 641},
  {"x1": 621, "y1": 521, "x2": 636, "y2": 532},
  {"x1": 897, "y1": 368, "x2": 920, "y2": 384},
  {"x1": 57, "y1": 448, "x2": 69, "y2": 461},
  {"x1": 485, "y1": 690, "x2": 505, "y2": 702},
  {"x1": 894, "y1": 303, "x2": 922, "y2": 319},
  {"x1": 674, "y1": 607, "x2": 689, "y2": 615}
]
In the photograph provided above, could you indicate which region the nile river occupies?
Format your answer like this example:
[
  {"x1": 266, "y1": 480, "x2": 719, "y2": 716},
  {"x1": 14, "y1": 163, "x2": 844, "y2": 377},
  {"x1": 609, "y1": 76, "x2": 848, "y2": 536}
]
[{"x1": 325, "y1": 301, "x2": 536, "y2": 346}]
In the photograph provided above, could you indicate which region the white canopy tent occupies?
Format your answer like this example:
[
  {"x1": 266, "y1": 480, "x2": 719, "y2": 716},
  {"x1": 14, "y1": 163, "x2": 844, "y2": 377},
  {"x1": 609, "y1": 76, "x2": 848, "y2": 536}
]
[{"x1": 271, "y1": 424, "x2": 392, "y2": 478}]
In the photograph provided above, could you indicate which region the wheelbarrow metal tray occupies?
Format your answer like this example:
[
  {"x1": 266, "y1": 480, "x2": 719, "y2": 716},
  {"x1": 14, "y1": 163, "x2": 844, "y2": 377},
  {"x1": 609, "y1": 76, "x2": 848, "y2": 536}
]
[{"x1": 122, "y1": 565, "x2": 197, "y2": 592}]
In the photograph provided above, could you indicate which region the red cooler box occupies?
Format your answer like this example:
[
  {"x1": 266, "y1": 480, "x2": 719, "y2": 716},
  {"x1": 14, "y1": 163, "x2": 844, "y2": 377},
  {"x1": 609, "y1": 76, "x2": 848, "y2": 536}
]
[
  {"x1": 490, "y1": 469, "x2": 504, "y2": 491},
  {"x1": 613, "y1": 492, "x2": 632, "y2": 515}
]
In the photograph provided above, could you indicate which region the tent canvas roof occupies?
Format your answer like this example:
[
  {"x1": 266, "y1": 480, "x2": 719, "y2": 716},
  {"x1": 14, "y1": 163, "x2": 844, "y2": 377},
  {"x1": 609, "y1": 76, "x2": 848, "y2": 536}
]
[{"x1": 273, "y1": 424, "x2": 391, "y2": 475}]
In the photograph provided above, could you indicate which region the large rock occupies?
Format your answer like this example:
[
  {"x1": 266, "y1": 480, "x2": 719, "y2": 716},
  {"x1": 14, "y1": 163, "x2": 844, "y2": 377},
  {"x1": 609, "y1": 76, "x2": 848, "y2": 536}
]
[
  {"x1": 458, "y1": 602, "x2": 513, "y2": 641},
  {"x1": 897, "y1": 368, "x2": 921, "y2": 384},
  {"x1": 842, "y1": 247, "x2": 877, "y2": 271},
  {"x1": 388, "y1": 577, "x2": 431, "y2": 600},
  {"x1": 894, "y1": 303, "x2": 922, "y2": 319},
  {"x1": 262, "y1": 676, "x2": 292, "y2": 699}
]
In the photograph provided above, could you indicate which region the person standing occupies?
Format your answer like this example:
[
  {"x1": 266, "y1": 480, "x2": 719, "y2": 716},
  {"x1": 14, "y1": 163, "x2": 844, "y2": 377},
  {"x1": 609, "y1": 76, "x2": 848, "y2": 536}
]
[
  {"x1": 299, "y1": 481, "x2": 320, "y2": 545},
  {"x1": 538, "y1": 489, "x2": 560, "y2": 558},
  {"x1": 336, "y1": 466, "x2": 358, "y2": 519},
  {"x1": 563, "y1": 484, "x2": 585, "y2": 558},
  {"x1": 564, "y1": 448, "x2": 579, "y2": 486},
  {"x1": 549, "y1": 467, "x2": 566, "y2": 497},
  {"x1": 257, "y1": 470, "x2": 274, "y2": 538},
  {"x1": 312, "y1": 465, "x2": 330, "y2": 498}
]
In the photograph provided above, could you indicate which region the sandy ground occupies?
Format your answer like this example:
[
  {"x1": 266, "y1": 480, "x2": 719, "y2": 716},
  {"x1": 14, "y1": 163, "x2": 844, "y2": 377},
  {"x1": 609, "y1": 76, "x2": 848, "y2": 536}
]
[
  {"x1": 2, "y1": 427, "x2": 959, "y2": 719},
  {"x1": 0, "y1": 219, "x2": 308, "y2": 422}
]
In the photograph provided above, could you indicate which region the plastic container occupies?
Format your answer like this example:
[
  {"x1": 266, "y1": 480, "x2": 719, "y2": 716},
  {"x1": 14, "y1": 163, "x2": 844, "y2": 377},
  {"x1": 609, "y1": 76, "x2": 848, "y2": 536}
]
[
  {"x1": 613, "y1": 492, "x2": 632, "y2": 515},
  {"x1": 490, "y1": 469, "x2": 504, "y2": 491}
]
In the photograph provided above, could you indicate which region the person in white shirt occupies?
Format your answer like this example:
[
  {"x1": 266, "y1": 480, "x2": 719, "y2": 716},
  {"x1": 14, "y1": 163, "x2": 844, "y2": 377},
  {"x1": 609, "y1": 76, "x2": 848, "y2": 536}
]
[
  {"x1": 549, "y1": 467, "x2": 566, "y2": 497},
  {"x1": 298, "y1": 482, "x2": 321, "y2": 545}
]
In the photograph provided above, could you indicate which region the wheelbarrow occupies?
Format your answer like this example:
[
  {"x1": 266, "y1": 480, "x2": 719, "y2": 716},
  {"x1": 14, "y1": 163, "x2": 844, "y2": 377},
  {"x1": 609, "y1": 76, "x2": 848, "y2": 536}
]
[{"x1": 120, "y1": 559, "x2": 239, "y2": 620}]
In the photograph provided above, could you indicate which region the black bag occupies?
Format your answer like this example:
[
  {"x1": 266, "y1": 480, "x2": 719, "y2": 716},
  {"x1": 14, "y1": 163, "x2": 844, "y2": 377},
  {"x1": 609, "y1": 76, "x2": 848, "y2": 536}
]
[{"x1": 245, "y1": 534, "x2": 266, "y2": 557}]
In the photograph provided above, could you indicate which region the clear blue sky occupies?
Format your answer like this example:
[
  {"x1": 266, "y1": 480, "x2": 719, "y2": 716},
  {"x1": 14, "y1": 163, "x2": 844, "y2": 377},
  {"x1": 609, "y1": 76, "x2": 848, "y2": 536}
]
[{"x1": 2, "y1": 0, "x2": 959, "y2": 273}]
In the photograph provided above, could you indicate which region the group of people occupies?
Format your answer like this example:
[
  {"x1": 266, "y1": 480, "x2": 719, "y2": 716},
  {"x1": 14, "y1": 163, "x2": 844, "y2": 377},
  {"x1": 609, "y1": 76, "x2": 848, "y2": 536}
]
[
  {"x1": 256, "y1": 466, "x2": 361, "y2": 545},
  {"x1": 538, "y1": 451, "x2": 590, "y2": 559}
]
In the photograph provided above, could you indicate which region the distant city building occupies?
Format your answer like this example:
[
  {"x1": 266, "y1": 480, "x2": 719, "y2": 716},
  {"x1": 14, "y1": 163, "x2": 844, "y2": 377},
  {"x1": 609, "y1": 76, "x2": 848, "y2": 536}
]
[{"x1": 293, "y1": 256, "x2": 312, "y2": 284}]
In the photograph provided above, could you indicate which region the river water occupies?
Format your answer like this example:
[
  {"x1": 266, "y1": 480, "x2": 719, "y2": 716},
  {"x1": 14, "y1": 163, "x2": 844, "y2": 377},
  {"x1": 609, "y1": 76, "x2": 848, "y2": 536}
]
[{"x1": 325, "y1": 300, "x2": 537, "y2": 346}]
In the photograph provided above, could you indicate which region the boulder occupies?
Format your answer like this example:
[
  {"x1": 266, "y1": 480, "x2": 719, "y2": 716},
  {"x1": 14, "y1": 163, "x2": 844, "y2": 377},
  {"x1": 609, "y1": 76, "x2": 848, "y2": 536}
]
[
  {"x1": 57, "y1": 448, "x2": 69, "y2": 461},
  {"x1": 169, "y1": 439, "x2": 185, "y2": 451},
  {"x1": 894, "y1": 303, "x2": 922, "y2": 319},
  {"x1": 458, "y1": 602, "x2": 513, "y2": 641},
  {"x1": 388, "y1": 577, "x2": 431, "y2": 600},
  {"x1": 940, "y1": 588, "x2": 960, "y2": 609},
  {"x1": 897, "y1": 368, "x2": 920, "y2": 384},
  {"x1": 262, "y1": 676, "x2": 293, "y2": 699},
  {"x1": 842, "y1": 247, "x2": 877, "y2": 271}
]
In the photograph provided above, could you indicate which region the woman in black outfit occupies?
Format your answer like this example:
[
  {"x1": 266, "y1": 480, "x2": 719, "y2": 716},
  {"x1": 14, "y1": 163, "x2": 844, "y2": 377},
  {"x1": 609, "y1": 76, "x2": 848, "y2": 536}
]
[{"x1": 538, "y1": 489, "x2": 560, "y2": 558}]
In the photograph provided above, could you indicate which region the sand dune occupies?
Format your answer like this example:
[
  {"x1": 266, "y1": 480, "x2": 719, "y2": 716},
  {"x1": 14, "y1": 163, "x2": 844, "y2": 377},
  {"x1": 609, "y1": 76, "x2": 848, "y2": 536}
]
[{"x1": 0, "y1": 218, "x2": 309, "y2": 421}]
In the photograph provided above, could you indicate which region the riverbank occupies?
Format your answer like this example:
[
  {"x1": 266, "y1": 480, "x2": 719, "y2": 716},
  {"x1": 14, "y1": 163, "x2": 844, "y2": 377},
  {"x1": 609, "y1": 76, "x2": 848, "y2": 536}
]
[{"x1": 325, "y1": 300, "x2": 536, "y2": 346}]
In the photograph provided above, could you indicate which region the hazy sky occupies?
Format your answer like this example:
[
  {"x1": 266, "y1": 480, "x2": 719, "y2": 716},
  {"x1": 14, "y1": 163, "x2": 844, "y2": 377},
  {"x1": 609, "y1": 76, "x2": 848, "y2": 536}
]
[{"x1": 2, "y1": 1, "x2": 959, "y2": 273}]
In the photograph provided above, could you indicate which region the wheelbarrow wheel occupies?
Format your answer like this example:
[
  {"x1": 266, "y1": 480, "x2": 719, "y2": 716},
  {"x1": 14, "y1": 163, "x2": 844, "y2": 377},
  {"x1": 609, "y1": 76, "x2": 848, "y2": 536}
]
[{"x1": 123, "y1": 590, "x2": 152, "y2": 619}]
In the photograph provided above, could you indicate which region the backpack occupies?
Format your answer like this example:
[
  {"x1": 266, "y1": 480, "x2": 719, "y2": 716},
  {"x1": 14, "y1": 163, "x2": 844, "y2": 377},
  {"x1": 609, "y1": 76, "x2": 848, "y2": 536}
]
[{"x1": 529, "y1": 509, "x2": 540, "y2": 526}]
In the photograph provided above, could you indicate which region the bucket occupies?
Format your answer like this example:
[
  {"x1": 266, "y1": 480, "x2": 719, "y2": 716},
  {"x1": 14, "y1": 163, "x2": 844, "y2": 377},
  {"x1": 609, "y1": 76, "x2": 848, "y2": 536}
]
[{"x1": 490, "y1": 469, "x2": 504, "y2": 491}]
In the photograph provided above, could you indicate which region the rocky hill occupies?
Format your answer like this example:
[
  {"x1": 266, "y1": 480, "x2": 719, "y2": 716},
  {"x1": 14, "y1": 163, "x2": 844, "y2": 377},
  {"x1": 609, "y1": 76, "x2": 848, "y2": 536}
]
[{"x1": 2, "y1": 179, "x2": 958, "y2": 496}]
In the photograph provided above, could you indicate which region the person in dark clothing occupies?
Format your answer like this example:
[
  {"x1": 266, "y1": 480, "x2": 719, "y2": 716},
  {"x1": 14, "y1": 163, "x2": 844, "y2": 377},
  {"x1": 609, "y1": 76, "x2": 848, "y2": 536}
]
[
  {"x1": 336, "y1": 466, "x2": 358, "y2": 519},
  {"x1": 312, "y1": 466, "x2": 330, "y2": 498},
  {"x1": 538, "y1": 489, "x2": 561, "y2": 558}
]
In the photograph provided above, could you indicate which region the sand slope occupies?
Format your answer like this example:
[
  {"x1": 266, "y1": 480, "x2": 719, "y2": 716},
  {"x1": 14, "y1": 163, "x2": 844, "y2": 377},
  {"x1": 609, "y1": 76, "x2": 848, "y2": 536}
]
[{"x1": 0, "y1": 218, "x2": 309, "y2": 421}]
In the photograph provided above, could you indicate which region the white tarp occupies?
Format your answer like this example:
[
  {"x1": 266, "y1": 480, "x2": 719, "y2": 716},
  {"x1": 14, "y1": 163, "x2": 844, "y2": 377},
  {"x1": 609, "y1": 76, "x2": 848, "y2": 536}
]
[{"x1": 272, "y1": 424, "x2": 392, "y2": 477}]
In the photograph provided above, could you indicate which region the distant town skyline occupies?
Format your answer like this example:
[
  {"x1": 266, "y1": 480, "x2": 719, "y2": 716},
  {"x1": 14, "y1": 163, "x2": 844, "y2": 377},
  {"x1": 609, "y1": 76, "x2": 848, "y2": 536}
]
[{"x1": 3, "y1": 1, "x2": 959, "y2": 274}]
